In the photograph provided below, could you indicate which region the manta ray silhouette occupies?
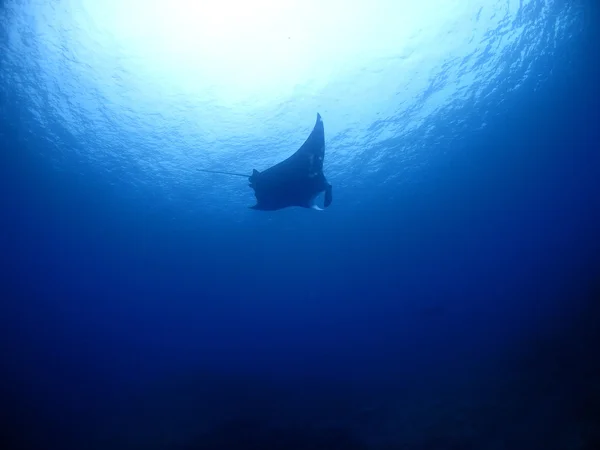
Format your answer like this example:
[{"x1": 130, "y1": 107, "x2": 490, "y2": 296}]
[{"x1": 198, "y1": 113, "x2": 333, "y2": 211}]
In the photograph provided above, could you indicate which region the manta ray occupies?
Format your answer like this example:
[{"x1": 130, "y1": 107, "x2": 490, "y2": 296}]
[{"x1": 198, "y1": 113, "x2": 333, "y2": 211}]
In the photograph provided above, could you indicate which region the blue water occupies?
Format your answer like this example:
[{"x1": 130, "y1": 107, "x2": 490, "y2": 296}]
[{"x1": 1, "y1": 0, "x2": 599, "y2": 449}]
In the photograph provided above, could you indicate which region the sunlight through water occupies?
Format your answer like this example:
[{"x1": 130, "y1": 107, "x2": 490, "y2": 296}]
[{"x1": 0, "y1": 0, "x2": 582, "y2": 208}]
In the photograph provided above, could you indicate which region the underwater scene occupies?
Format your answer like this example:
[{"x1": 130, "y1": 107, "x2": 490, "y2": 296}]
[{"x1": 1, "y1": 0, "x2": 599, "y2": 449}]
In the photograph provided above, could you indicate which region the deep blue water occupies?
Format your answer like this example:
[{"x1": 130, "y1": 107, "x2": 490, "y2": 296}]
[{"x1": 1, "y1": 1, "x2": 600, "y2": 449}]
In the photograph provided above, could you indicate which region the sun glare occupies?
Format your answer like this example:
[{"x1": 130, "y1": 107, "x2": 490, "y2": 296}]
[{"x1": 67, "y1": 0, "x2": 442, "y2": 103}]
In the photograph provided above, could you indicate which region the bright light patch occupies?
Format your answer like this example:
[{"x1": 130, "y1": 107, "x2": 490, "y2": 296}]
[{"x1": 64, "y1": 0, "x2": 449, "y2": 103}]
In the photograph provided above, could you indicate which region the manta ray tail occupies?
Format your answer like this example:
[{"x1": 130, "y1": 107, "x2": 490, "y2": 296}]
[{"x1": 196, "y1": 169, "x2": 248, "y2": 178}]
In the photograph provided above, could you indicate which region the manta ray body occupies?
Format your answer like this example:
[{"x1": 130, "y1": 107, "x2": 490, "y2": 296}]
[{"x1": 198, "y1": 113, "x2": 333, "y2": 211}]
